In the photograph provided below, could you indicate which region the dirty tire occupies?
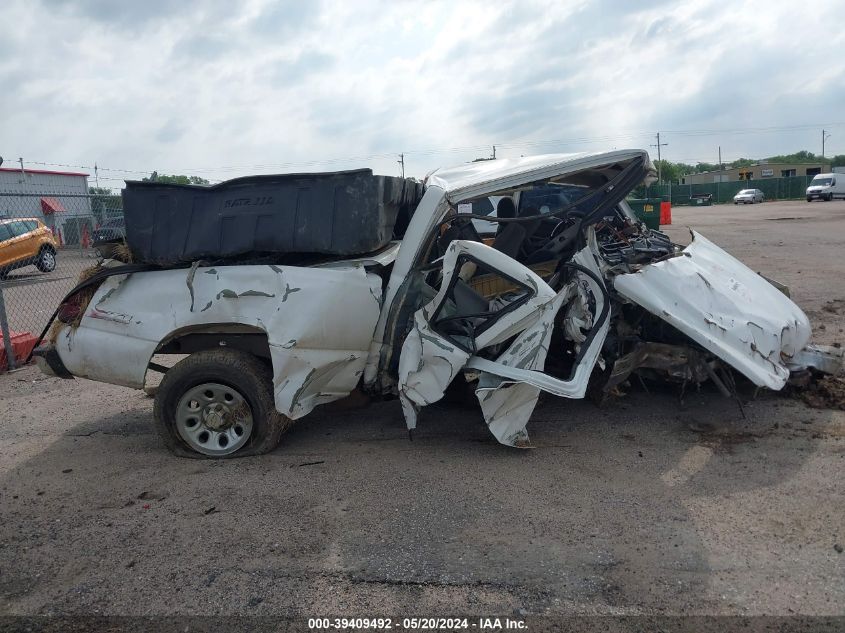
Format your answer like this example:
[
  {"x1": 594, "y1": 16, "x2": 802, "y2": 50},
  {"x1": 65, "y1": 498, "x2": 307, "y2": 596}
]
[{"x1": 153, "y1": 349, "x2": 292, "y2": 458}]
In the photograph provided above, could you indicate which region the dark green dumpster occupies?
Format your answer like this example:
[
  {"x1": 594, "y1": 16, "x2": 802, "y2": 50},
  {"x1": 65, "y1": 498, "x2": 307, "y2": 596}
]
[
  {"x1": 627, "y1": 198, "x2": 661, "y2": 230},
  {"x1": 690, "y1": 193, "x2": 713, "y2": 206}
]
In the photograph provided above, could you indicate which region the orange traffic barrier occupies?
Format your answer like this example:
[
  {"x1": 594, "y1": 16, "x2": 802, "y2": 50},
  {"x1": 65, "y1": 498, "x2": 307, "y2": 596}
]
[
  {"x1": 0, "y1": 330, "x2": 38, "y2": 371},
  {"x1": 660, "y1": 201, "x2": 672, "y2": 225}
]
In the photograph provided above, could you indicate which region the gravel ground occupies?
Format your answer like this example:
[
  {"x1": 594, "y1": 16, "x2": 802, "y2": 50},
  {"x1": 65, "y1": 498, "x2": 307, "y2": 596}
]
[
  {"x1": 1, "y1": 247, "x2": 98, "y2": 335},
  {"x1": 1, "y1": 200, "x2": 843, "y2": 621}
]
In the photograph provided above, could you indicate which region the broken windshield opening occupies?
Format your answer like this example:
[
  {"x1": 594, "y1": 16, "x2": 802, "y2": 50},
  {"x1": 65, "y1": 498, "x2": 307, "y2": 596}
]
[
  {"x1": 435, "y1": 154, "x2": 647, "y2": 242},
  {"x1": 427, "y1": 156, "x2": 653, "y2": 276},
  {"x1": 517, "y1": 183, "x2": 601, "y2": 218}
]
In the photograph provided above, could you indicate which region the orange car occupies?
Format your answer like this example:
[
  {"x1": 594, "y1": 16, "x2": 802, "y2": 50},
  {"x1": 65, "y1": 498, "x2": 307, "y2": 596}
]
[{"x1": 0, "y1": 218, "x2": 58, "y2": 278}]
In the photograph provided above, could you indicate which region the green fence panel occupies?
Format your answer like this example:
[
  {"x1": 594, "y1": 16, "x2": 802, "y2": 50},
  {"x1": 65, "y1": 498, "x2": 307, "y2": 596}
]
[{"x1": 645, "y1": 175, "x2": 814, "y2": 205}]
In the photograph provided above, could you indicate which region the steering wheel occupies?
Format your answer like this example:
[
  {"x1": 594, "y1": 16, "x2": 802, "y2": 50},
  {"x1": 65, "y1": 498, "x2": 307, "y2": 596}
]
[{"x1": 517, "y1": 215, "x2": 574, "y2": 261}]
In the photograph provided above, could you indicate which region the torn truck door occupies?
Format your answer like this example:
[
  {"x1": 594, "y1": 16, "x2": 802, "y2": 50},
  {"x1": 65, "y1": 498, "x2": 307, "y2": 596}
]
[
  {"x1": 467, "y1": 245, "x2": 610, "y2": 446},
  {"x1": 613, "y1": 231, "x2": 812, "y2": 390},
  {"x1": 397, "y1": 239, "x2": 610, "y2": 446},
  {"x1": 397, "y1": 239, "x2": 552, "y2": 432}
]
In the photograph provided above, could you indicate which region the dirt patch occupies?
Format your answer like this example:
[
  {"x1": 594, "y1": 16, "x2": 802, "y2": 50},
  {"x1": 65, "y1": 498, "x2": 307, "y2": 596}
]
[
  {"x1": 687, "y1": 421, "x2": 763, "y2": 450},
  {"x1": 799, "y1": 375, "x2": 845, "y2": 411},
  {"x1": 822, "y1": 298, "x2": 845, "y2": 315}
]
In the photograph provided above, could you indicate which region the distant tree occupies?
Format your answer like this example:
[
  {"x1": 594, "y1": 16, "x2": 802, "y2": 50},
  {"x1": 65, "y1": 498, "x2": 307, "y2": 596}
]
[
  {"x1": 635, "y1": 148, "x2": 843, "y2": 197},
  {"x1": 654, "y1": 160, "x2": 696, "y2": 183},
  {"x1": 721, "y1": 151, "x2": 837, "y2": 168},
  {"x1": 760, "y1": 150, "x2": 820, "y2": 164},
  {"x1": 88, "y1": 186, "x2": 123, "y2": 225},
  {"x1": 729, "y1": 158, "x2": 755, "y2": 168},
  {"x1": 654, "y1": 160, "x2": 679, "y2": 183},
  {"x1": 651, "y1": 151, "x2": 835, "y2": 182},
  {"x1": 143, "y1": 171, "x2": 210, "y2": 185},
  {"x1": 830, "y1": 154, "x2": 845, "y2": 168}
]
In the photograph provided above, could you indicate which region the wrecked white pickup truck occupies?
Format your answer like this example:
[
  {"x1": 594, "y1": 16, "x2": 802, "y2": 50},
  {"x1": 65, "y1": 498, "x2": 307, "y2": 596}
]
[{"x1": 33, "y1": 150, "x2": 843, "y2": 458}]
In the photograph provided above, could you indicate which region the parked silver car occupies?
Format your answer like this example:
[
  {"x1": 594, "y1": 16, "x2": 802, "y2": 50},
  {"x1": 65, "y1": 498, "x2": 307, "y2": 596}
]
[{"x1": 733, "y1": 188, "x2": 764, "y2": 204}]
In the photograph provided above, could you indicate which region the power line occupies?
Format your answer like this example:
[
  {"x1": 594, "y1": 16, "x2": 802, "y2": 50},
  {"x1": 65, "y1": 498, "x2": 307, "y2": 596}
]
[
  {"x1": 16, "y1": 120, "x2": 845, "y2": 183},
  {"x1": 663, "y1": 122, "x2": 845, "y2": 137},
  {"x1": 25, "y1": 160, "x2": 149, "y2": 175}
]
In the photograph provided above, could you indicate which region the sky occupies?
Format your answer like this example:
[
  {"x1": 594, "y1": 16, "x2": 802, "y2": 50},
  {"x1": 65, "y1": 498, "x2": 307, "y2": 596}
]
[{"x1": 1, "y1": 0, "x2": 844, "y2": 188}]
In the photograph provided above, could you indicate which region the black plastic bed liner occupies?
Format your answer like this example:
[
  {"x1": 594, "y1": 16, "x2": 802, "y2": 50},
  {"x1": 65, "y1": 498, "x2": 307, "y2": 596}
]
[{"x1": 122, "y1": 169, "x2": 423, "y2": 265}]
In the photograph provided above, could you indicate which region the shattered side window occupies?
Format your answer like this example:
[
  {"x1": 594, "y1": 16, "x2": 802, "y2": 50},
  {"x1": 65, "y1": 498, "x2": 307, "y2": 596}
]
[{"x1": 469, "y1": 198, "x2": 495, "y2": 216}]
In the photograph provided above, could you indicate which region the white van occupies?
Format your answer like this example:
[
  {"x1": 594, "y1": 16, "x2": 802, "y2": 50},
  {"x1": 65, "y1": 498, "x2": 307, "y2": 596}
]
[{"x1": 806, "y1": 173, "x2": 845, "y2": 201}]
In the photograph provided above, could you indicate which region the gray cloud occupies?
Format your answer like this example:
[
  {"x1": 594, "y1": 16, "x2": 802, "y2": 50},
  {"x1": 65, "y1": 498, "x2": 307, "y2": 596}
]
[
  {"x1": 310, "y1": 96, "x2": 375, "y2": 139},
  {"x1": 463, "y1": 85, "x2": 580, "y2": 139},
  {"x1": 644, "y1": 17, "x2": 676, "y2": 39},
  {"x1": 252, "y1": 0, "x2": 322, "y2": 37},
  {"x1": 647, "y1": 48, "x2": 817, "y2": 132},
  {"x1": 552, "y1": 0, "x2": 675, "y2": 42},
  {"x1": 2, "y1": 0, "x2": 843, "y2": 182},
  {"x1": 171, "y1": 34, "x2": 232, "y2": 62},
  {"x1": 40, "y1": 0, "x2": 189, "y2": 28},
  {"x1": 155, "y1": 119, "x2": 188, "y2": 144},
  {"x1": 262, "y1": 50, "x2": 336, "y2": 86}
]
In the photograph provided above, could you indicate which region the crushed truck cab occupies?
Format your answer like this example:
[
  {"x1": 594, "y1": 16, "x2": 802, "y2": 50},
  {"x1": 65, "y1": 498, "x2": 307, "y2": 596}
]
[{"x1": 35, "y1": 150, "x2": 844, "y2": 457}]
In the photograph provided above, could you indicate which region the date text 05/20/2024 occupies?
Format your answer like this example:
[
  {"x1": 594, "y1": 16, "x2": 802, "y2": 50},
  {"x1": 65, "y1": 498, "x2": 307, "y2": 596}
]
[{"x1": 307, "y1": 617, "x2": 528, "y2": 630}]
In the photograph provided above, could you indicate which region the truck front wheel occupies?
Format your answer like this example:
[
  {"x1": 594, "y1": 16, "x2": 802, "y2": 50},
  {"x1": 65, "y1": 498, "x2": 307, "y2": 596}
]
[{"x1": 153, "y1": 349, "x2": 292, "y2": 458}]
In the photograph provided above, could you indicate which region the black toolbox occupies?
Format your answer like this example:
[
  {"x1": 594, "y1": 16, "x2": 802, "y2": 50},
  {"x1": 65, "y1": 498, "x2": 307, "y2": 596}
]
[{"x1": 121, "y1": 169, "x2": 423, "y2": 265}]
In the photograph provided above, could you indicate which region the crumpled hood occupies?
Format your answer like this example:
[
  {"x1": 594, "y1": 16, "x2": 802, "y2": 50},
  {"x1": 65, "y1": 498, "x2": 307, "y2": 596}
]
[{"x1": 613, "y1": 231, "x2": 811, "y2": 390}]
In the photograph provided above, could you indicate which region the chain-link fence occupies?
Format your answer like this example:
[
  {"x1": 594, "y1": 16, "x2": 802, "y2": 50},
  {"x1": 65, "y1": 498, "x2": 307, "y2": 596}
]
[{"x1": 0, "y1": 190, "x2": 123, "y2": 370}]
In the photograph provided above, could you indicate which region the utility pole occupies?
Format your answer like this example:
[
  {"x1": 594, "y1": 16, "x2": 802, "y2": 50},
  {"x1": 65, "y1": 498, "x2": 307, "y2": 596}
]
[
  {"x1": 492, "y1": 145, "x2": 496, "y2": 159},
  {"x1": 651, "y1": 132, "x2": 668, "y2": 183},
  {"x1": 94, "y1": 162, "x2": 99, "y2": 188},
  {"x1": 397, "y1": 153, "x2": 405, "y2": 179},
  {"x1": 822, "y1": 129, "x2": 831, "y2": 159},
  {"x1": 717, "y1": 146, "x2": 722, "y2": 203}
]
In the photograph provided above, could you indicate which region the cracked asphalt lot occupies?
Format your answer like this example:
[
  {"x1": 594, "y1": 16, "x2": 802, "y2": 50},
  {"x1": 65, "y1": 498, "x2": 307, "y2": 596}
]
[{"x1": 1, "y1": 201, "x2": 844, "y2": 618}]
